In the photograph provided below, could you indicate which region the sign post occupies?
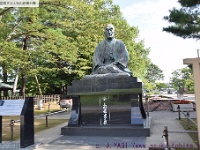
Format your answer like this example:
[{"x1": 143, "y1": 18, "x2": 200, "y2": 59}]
[
  {"x1": 0, "y1": 97, "x2": 34, "y2": 148},
  {"x1": 20, "y1": 97, "x2": 34, "y2": 148},
  {"x1": 0, "y1": 100, "x2": 25, "y2": 116},
  {"x1": 183, "y1": 58, "x2": 200, "y2": 144}
]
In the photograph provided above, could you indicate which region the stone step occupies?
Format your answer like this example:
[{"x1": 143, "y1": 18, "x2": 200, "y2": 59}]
[{"x1": 61, "y1": 125, "x2": 150, "y2": 137}]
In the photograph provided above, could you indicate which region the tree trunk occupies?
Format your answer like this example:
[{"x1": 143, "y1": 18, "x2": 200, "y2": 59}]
[
  {"x1": 20, "y1": 36, "x2": 29, "y2": 96},
  {"x1": 13, "y1": 68, "x2": 19, "y2": 96},
  {"x1": 35, "y1": 75, "x2": 42, "y2": 95},
  {"x1": 54, "y1": 87, "x2": 62, "y2": 94},
  {"x1": 21, "y1": 72, "x2": 26, "y2": 96},
  {"x1": 2, "y1": 64, "x2": 8, "y2": 97}
]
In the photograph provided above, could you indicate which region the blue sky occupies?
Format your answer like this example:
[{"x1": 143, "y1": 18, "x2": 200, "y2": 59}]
[{"x1": 112, "y1": 0, "x2": 199, "y2": 82}]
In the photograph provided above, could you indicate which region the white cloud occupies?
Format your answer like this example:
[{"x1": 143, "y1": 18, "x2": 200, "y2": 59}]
[
  {"x1": 113, "y1": 0, "x2": 199, "y2": 82},
  {"x1": 121, "y1": 0, "x2": 181, "y2": 31}
]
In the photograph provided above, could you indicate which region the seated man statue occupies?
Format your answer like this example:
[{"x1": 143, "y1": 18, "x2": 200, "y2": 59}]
[{"x1": 91, "y1": 24, "x2": 132, "y2": 76}]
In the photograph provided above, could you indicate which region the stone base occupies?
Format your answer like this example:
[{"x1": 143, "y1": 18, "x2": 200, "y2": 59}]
[
  {"x1": 81, "y1": 105, "x2": 131, "y2": 125},
  {"x1": 66, "y1": 74, "x2": 149, "y2": 137},
  {"x1": 67, "y1": 74, "x2": 141, "y2": 95},
  {"x1": 84, "y1": 73, "x2": 131, "y2": 79},
  {"x1": 61, "y1": 121, "x2": 151, "y2": 137},
  {"x1": 61, "y1": 118, "x2": 151, "y2": 137}
]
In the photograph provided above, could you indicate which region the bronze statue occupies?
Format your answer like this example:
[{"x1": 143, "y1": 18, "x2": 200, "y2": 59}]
[{"x1": 91, "y1": 24, "x2": 132, "y2": 76}]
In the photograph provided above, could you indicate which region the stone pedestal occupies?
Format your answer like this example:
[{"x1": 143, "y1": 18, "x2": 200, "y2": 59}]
[
  {"x1": 131, "y1": 94, "x2": 144, "y2": 125},
  {"x1": 62, "y1": 73, "x2": 150, "y2": 137}
]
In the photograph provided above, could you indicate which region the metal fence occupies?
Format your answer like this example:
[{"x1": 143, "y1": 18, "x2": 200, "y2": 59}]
[
  {"x1": 0, "y1": 95, "x2": 60, "y2": 106},
  {"x1": 162, "y1": 105, "x2": 198, "y2": 149},
  {"x1": 177, "y1": 105, "x2": 197, "y2": 127},
  {"x1": 162, "y1": 126, "x2": 198, "y2": 150},
  {"x1": 8, "y1": 109, "x2": 67, "y2": 141}
]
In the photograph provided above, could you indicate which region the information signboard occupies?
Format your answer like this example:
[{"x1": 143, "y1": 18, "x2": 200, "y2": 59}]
[{"x1": 0, "y1": 100, "x2": 25, "y2": 116}]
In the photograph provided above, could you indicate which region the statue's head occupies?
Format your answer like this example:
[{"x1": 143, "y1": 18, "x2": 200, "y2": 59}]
[{"x1": 104, "y1": 24, "x2": 115, "y2": 39}]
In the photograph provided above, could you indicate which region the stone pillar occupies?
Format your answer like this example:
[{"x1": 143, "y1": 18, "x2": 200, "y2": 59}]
[
  {"x1": 130, "y1": 94, "x2": 143, "y2": 125},
  {"x1": 68, "y1": 96, "x2": 81, "y2": 127},
  {"x1": 20, "y1": 97, "x2": 34, "y2": 148},
  {"x1": 183, "y1": 58, "x2": 200, "y2": 143}
]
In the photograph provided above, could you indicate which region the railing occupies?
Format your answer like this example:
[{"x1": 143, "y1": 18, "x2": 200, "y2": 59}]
[
  {"x1": 45, "y1": 110, "x2": 67, "y2": 127},
  {"x1": 8, "y1": 109, "x2": 67, "y2": 141},
  {"x1": 162, "y1": 104, "x2": 198, "y2": 149},
  {"x1": 177, "y1": 105, "x2": 197, "y2": 128},
  {"x1": 34, "y1": 95, "x2": 60, "y2": 104},
  {"x1": 162, "y1": 126, "x2": 198, "y2": 149},
  {"x1": 0, "y1": 95, "x2": 60, "y2": 106},
  {"x1": 1, "y1": 96, "x2": 25, "y2": 100},
  {"x1": 162, "y1": 126, "x2": 169, "y2": 150},
  {"x1": 10, "y1": 119, "x2": 20, "y2": 141}
]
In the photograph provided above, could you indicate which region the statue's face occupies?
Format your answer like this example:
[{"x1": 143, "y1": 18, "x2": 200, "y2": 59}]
[{"x1": 104, "y1": 25, "x2": 114, "y2": 39}]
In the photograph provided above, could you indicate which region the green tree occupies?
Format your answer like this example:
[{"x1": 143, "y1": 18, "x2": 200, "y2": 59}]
[
  {"x1": 0, "y1": 4, "x2": 79, "y2": 95},
  {"x1": 0, "y1": 7, "x2": 24, "y2": 96},
  {"x1": 145, "y1": 63, "x2": 164, "y2": 83},
  {"x1": 0, "y1": 0, "x2": 150, "y2": 96},
  {"x1": 155, "y1": 82, "x2": 168, "y2": 91},
  {"x1": 142, "y1": 62, "x2": 164, "y2": 93},
  {"x1": 36, "y1": 0, "x2": 148, "y2": 94},
  {"x1": 170, "y1": 67, "x2": 193, "y2": 94},
  {"x1": 163, "y1": 0, "x2": 200, "y2": 40}
]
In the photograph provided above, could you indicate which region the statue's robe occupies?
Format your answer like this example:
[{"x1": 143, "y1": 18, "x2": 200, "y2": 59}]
[{"x1": 92, "y1": 38, "x2": 130, "y2": 74}]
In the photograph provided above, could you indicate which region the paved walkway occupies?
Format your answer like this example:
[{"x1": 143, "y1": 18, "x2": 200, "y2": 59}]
[
  {"x1": 146, "y1": 111, "x2": 197, "y2": 149},
  {"x1": 0, "y1": 110, "x2": 198, "y2": 150}
]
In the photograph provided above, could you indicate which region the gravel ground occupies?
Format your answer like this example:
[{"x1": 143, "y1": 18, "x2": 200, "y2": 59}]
[{"x1": 144, "y1": 101, "x2": 172, "y2": 112}]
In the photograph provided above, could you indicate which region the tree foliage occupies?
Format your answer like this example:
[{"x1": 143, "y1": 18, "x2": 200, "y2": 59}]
[
  {"x1": 170, "y1": 67, "x2": 193, "y2": 93},
  {"x1": 0, "y1": 0, "x2": 150, "y2": 95},
  {"x1": 145, "y1": 63, "x2": 164, "y2": 83},
  {"x1": 142, "y1": 62, "x2": 164, "y2": 92},
  {"x1": 163, "y1": 0, "x2": 200, "y2": 40},
  {"x1": 155, "y1": 82, "x2": 168, "y2": 91}
]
